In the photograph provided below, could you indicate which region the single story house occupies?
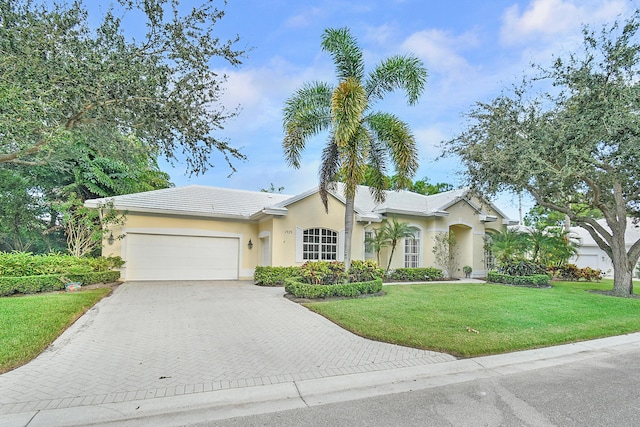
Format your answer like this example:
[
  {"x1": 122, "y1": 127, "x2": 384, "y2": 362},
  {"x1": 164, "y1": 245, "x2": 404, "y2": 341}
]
[
  {"x1": 569, "y1": 218, "x2": 640, "y2": 277},
  {"x1": 85, "y1": 184, "x2": 517, "y2": 281}
]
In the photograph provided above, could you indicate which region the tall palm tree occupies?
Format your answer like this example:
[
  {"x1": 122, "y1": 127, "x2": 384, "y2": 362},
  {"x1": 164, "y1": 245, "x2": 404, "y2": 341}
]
[{"x1": 283, "y1": 27, "x2": 427, "y2": 270}]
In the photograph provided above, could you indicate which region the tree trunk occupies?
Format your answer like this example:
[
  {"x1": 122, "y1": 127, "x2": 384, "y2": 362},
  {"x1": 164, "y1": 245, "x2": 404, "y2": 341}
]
[
  {"x1": 610, "y1": 232, "x2": 634, "y2": 296},
  {"x1": 343, "y1": 195, "x2": 355, "y2": 272},
  {"x1": 386, "y1": 242, "x2": 397, "y2": 273}
]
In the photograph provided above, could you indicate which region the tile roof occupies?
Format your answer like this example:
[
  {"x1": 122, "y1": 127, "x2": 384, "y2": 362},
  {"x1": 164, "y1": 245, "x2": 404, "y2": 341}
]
[
  {"x1": 85, "y1": 185, "x2": 293, "y2": 219},
  {"x1": 85, "y1": 183, "x2": 512, "y2": 222}
]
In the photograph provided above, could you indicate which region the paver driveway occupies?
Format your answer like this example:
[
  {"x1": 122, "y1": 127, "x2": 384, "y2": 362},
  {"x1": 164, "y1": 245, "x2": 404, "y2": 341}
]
[{"x1": 0, "y1": 281, "x2": 455, "y2": 415}]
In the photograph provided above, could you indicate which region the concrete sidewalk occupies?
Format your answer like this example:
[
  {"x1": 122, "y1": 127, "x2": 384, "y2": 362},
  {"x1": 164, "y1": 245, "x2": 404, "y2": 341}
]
[{"x1": 2, "y1": 280, "x2": 639, "y2": 426}]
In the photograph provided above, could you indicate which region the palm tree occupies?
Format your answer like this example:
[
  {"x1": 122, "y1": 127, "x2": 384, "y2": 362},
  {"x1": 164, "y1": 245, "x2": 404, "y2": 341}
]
[
  {"x1": 377, "y1": 216, "x2": 419, "y2": 272},
  {"x1": 490, "y1": 229, "x2": 528, "y2": 267},
  {"x1": 283, "y1": 27, "x2": 427, "y2": 270},
  {"x1": 364, "y1": 229, "x2": 387, "y2": 265}
]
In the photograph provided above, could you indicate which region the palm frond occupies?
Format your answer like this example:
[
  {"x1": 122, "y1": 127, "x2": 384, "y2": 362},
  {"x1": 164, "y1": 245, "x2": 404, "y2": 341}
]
[
  {"x1": 282, "y1": 81, "x2": 333, "y2": 168},
  {"x1": 319, "y1": 133, "x2": 341, "y2": 212},
  {"x1": 366, "y1": 112, "x2": 418, "y2": 187},
  {"x1": 366, "y1": 138, "x2": 389, "y2": 203},
  {"x1": 339, "y1": 127, "x2": 369, "y2": 200},
  {"x1": 331, "y1": 77, "x2": 367, "y2": 148},
  {"x1": 321, "y1": 27, "x2": 365, "y2": 81},
  {"x1": 365, "y1": 55, "x2": 428, "y2": 105}
]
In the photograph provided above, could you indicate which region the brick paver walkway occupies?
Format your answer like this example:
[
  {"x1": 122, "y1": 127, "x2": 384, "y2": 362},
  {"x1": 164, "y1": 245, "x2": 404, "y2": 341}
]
[{"x1": 0, "y1": 281, "x2": 455, "y2": 415}]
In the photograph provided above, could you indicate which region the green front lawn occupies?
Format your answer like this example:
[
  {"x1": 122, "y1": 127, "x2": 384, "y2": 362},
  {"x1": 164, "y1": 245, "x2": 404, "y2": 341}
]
[
  {"x1": 305, "y1": 279, "x2": 640, "y2": 357},
  {"x1": 0, "y1": 288, "x2": 111, "y2": 373}
]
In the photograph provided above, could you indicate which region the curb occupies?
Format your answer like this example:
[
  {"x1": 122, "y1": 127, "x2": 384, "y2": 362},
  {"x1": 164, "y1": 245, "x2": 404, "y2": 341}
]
[{"x1": 3, "y1": 333, "x2": 640, "y2": 427}]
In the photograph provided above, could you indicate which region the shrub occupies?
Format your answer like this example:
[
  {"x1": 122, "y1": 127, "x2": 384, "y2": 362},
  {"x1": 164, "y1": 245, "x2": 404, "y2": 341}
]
[
  {"x1": 487, "y1": 272, "x2": 551, "y2": 287},
  {"x1": 285, "y1": 278, "x2": 383, "y2": 299},
  {"x1": 300, "y1": 261, "x2": 347, "y2": 285},
  {"x1": 254, "y1": 266, "x2": 301, "y2": 286},
  {"x1": 500, "y1": 260, "x2": 547, "y2": 276},
  {"x1": 549, "y1": 264, "x2": 603, "y2": 282},
  {"x1": 386, "y1": 267, "x2": 444, "y2": 282},
  {"x1": 0, "y1": 252, "x2": 124, "y2": 277},
  {"x1": 348, "y1": 260, "x2": 384, "y2": 282},
  {"x1": 0, "y1": 271, "x2": 121, "y2": 297},
  {"x1": 66, "y1": 271, "x2": 121, "y2": 285}
]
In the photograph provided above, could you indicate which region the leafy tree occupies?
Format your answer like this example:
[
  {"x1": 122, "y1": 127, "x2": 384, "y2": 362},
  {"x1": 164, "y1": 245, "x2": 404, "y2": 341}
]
[
  {"x1": 352, "y1": 166, "x2": 453, "y2": 195},
  {"x1": 406, "y1": 177, "x2": 454, "y2": 196},
  {"x1": 0, "y1": 0, "x2": 245, "y2": 174},
  {"x1": 0, "y1": 169, "x2": 48, "y2": 251},
  {"x1": 375, "y1": 216, "x2": 419, "y2": 272},
  {"x1": 283, "y1": 27, "x2": 427, "y2": 269},
  {"x1": 59, "y1": 195, "x2": 125, "y2": 257},
  {"x1": 446, "y1": 13, "x2": 640, "y2": 296},
  {"x1": 524, "y1": 205, "x2": 567, "y2": 230},
  {"x1": 0, "y1": 137, "x2": 172, "y2": 254}
]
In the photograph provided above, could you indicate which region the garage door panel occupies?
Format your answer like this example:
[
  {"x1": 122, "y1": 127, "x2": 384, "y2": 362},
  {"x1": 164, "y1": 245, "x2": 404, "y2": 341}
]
[{"x1": 125, "y1": 234, "x2": 239, "y2": 281}]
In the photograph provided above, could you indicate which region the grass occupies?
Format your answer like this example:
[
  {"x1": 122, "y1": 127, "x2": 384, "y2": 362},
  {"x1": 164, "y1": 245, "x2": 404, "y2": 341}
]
[
  {"x1": 0, "y1": 288, "x2": 112, "y2": 373},
  {"x1": 304, "y1": 279, "x2": 640, "y2": 357}
]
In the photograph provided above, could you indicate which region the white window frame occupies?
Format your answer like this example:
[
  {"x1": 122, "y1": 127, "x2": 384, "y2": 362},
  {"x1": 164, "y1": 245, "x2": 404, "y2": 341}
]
[
  {"x1": 297, "y1": 228, "x2": 341, "y2": 261},
  {"x1": 403, "y1": 228, "x2": 422, "y2": 268}
]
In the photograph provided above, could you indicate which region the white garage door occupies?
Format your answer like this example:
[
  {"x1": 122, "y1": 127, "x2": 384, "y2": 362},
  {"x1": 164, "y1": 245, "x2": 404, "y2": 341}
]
[{"x1": 125, "y1": 233, "x2": 239, "y2": 281}]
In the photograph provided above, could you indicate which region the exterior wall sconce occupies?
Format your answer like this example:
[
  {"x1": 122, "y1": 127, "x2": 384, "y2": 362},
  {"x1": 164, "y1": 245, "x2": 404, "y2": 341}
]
[
  {"x1": 248, "y1": 239, "x2": 253, "y2": 249},
  {"x1": 107, "y1": 232, "x2": 115, "y2": 245}
]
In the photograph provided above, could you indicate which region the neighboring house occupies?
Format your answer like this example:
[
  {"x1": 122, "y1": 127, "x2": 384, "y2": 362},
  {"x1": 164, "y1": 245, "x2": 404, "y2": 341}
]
[
  {"x1": 569, "y1": 218, "x2": 640, "y2": 277},
  {"x1": 85, "y1": 184, "x2": 516, "y2": 281}
]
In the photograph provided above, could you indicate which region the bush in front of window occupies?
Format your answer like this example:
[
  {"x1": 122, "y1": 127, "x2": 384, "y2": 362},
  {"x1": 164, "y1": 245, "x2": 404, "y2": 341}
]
[
  {"x1": 348, "y1": 260, "x2": 384, "y2": 283},
  {"x1": 254, "y1": 266, "x2": 301, "y2": 286},
  {"x1": 300, "y1": 261, "x2": 347, "y2": 285},
  {"x1": 385, "y1": 267, "x2": 444, "y2": 282}
]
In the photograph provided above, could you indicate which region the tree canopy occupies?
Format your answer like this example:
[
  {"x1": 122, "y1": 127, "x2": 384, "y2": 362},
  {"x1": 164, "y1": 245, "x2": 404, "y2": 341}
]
[
  {"x1": 446, "y1": 12, "x2": 640, "y2": 296},
  {"x1": 0, "y1": 0, "x2": 245, "y2": 174},
  {"x1": 283, "y1": 27, "x2": 427, "y2": 270}
]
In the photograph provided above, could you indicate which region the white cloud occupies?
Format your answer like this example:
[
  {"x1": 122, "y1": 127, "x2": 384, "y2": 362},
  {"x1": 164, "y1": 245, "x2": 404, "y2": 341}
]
[
  {"x1": 500, "y1": 0, "x2": 628, "y2": 46},
  {"x1": 414, "y1": 126, "x2": 449, "y2": 159},
  {"x1": 401, "y1": 29, "x2": 477, "y2": 76},
  {"x1": 285, "y1": 7, "x2": 324, "y2": 29}
]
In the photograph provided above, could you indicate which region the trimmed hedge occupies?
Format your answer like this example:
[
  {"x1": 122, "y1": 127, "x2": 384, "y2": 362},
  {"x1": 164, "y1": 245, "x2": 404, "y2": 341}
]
[
  {"x1": 0, "y1": 252, "x2": 124, "y2": 276},
  {"x1": 255, "y1": 261, "x2": 384, "y2": 286},
  {"x1": 284, "y1": 278, "x2": 383, "y2": 299},
  {"x1": 386, "y1": 267, "x2": 444, "y2": 282},
  {"x1": 487, "y1": 271, "x2": 551, "y2": 287},
  {"x1": 0, "y1": 271, "x2": 121, "y2": 297},
  {"x1": 254, "y1": 266, "x2": 301, "y2": 286}
]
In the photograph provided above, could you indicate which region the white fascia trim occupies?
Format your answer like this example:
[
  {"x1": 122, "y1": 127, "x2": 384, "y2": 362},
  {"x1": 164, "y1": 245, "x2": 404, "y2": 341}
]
[
  {"x1": 356, "y1": 213, "x2": 383, "y2": 222},
  {"x1": 377, "y1": 208, "x2": 450, "y2": 218},
  {"x1": 103, "y1": 205, "x2": 251, "y2": 221},
  {"x1": 479, "y1": 214, "x2": 498, "y2": 222}
]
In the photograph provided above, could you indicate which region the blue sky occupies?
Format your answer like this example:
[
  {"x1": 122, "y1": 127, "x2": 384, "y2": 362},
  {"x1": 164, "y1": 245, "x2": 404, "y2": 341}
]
[{"x1": 132, "y1": 0, "x2": 633, "y2": 219}]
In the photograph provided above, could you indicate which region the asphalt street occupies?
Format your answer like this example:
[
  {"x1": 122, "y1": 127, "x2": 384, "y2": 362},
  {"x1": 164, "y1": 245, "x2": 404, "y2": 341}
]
[{"x1": 205, "y1": 346, "x2": 640, "y2": 427}]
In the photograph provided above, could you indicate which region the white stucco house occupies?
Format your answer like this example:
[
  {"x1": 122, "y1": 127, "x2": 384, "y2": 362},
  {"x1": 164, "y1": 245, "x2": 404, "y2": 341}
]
[
  {"x1": 85, "y1": 184, "x2": 517, "y2": 281},
  {"x1": 569, "y1": 218, "x2": 640, "y2": 277}
]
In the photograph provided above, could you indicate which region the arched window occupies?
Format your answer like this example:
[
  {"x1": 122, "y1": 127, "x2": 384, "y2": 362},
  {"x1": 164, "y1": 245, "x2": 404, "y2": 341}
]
[
  {"x1": 404, "y1": 229, "x2": 421, "y2": 268},
  {"x1": 303, "y1": 228, "x2": 338, "y2": 261},
  {"x1": 484, "y1": 233, "x2": 496, "y2": 271}
]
